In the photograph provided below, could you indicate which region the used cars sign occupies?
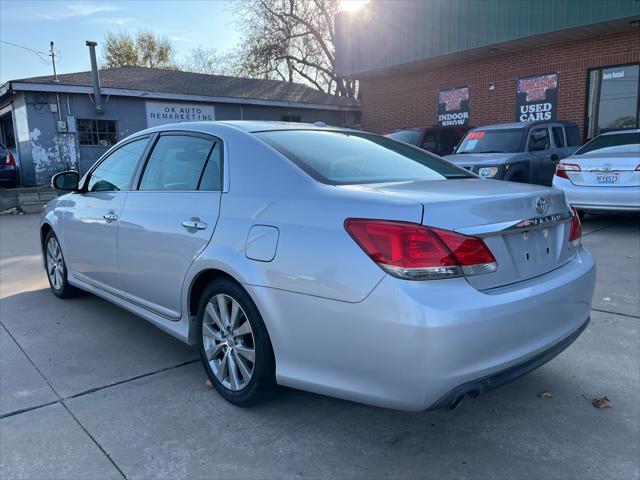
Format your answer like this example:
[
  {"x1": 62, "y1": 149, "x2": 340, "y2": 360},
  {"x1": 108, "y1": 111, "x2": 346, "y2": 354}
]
[{"x1": 516, "y1": 73, "x2": 558, "y2": 122}]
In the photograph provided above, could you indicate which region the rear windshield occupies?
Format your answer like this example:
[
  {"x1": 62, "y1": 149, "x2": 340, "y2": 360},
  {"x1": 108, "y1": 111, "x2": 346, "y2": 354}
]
[
  {"x1": 575, "y1": 132, "x2": 640, "y2": 155},
  {"x1": 386, "y1": 129, "x2": 422, "y2": 145},
  {"x1": 255, "y1": 130, "x2": 472, "y2": 185},
  {"x1": 456, "y1": 129, "x2": 524, "y2": 154}
]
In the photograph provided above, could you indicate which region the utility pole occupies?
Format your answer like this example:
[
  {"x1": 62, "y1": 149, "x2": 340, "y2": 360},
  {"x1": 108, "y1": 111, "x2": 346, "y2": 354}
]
[{"x1": 49, "y1": 41, "x2": 59, "y2": 82}]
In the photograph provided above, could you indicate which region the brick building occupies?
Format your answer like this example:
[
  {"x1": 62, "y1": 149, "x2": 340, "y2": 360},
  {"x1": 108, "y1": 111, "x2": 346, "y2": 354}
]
[{"x1": 336, "y1": 0, "x2": 640, "y2": 140}]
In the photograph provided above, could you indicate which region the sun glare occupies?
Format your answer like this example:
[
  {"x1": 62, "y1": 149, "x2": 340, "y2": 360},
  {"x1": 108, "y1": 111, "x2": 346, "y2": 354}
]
[{"x1": 339, "y1": 0, "x2": 370, "y2": 13}]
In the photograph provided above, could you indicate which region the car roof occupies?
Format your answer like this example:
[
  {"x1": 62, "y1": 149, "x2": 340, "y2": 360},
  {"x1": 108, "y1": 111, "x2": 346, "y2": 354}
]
[
  {"x1": 215, "y1": 120, "x2": 352, "y2": 133},
  {"x1": 598, "y1": 128, "x2": 640, "y2": 136},
  {"x1": 471, "y1": 120, "x2": 577, "y2": 131},
  {"x1": 131, "y1": 120, "x2": 356, "y2": 139}
]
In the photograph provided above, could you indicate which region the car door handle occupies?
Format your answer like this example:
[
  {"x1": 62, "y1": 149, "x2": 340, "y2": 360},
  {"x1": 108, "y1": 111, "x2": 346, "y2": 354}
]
[
  {"x1": 181, "y1": 220, "x2": 208, "y2": 230},
  {"x1": 103, "y1": 212, "x2": 118, "y2": 222}
]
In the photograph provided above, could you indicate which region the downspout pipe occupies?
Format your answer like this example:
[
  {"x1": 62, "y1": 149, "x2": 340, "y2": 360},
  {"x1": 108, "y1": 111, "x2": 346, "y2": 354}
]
[{"x1": 85, "y1": 41, "x2": 104, "y2": 114}]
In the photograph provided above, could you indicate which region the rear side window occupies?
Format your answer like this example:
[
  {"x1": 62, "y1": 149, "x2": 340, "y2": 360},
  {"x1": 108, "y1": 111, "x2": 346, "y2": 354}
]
[
  {"x1": 552, "y1": 127, "x2": 565, "y2": 148},
  {"x1": 386, "y1": 129, "x2": 422, "y2": 146},
  {"x1": 87, "y1": 137, "x2": 148, "y2": 192},
  {"x1": 139, "y1": 135, "x2": 216, "y2": 191},
  {"x1": 256, "y1": 130, "x2": 472, "y2": 185},
  {"x1": 565, "y1": 125, "x2": 581, "y2": 146}
]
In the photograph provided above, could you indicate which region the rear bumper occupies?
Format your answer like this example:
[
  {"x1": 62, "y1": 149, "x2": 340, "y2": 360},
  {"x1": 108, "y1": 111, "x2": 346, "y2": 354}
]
[
  {"x1": 0, "y1": 166, "x2": 18, "y2": 184},
  {"x1": 249, "y1": 248, "x2": 596, "y2": 411},
  {"x1": 428, "y1": 315, "x2": 590, "y2": 410},
  {"x1": 553, "y1": 176, "x2": 640, "y2": 212}
]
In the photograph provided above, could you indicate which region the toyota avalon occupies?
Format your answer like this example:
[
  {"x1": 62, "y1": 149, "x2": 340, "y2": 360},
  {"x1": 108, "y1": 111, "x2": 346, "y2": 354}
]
[{"x1": 41, "y1": 121, "x2": 595, "y2": 411}]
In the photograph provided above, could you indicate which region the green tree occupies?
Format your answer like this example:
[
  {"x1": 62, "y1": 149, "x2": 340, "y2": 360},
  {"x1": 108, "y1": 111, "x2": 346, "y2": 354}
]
[{"x1": 103, "y1": 30, "x2": 175, "y2": 69}]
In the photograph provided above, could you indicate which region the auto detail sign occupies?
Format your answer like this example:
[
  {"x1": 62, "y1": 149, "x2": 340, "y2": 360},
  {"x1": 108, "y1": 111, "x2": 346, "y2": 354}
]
[
  {"x1": 516, "y1": 73, "x2": 558, "y2": 122},
  {"x1": 145, "y1": 101, "x2": 215, "y2": 127},
  {"x1": 437, "y1": 87, "x2": 470, "y2": 126}
]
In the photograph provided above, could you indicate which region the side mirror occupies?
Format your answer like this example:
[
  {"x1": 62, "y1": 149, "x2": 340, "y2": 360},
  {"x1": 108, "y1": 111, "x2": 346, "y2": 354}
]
[{"x1": 51, "y1": 170, "x2": 79, "y2": 191}]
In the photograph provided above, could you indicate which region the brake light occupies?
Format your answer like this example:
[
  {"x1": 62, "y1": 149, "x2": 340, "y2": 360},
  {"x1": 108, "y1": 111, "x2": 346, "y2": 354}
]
[
  {"x1": 5, "y1": 151, "x2": 15, "y2": 166},
  {"x1": 344, "y1": 219, "x2": 497, "y2": 280},
  {"x1": 556, "y1": 163, "x2": 580, "y2": 179},
  {"x1": 568, "y1": 207, "x2": 582, "y2": 249}
]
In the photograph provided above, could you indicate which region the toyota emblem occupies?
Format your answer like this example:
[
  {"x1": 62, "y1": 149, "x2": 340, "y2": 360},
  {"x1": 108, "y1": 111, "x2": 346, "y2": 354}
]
[{"x1": 536, "y1": 197, "x2": 548, "y2": 214}]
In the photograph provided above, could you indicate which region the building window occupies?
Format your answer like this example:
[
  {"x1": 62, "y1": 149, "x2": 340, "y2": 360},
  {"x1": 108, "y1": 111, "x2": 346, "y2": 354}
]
[
  {"x1": 281, "y1": 114, "x2": 301, "y2": 122},
  {"x1": 586, "y1": 64, "x2": 639, "y2": 139},
  {"x1": 77, "y1": 119, "x2": 117, "y2": 146}
]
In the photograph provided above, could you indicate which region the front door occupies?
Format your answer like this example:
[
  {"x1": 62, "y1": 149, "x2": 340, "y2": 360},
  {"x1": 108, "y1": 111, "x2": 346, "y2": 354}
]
[
  {"x1": 62, "y1": 137, "x2": 150, "y2": 295},
  {"x1": 117, "y1": 132, "x2": 223, "y2": 319}
]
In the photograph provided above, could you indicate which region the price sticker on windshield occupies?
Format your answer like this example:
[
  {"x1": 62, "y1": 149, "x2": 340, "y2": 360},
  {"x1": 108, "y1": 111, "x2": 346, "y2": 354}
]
[{"x1": 467, "y1": 131, "x2": 486, "y2": 140}]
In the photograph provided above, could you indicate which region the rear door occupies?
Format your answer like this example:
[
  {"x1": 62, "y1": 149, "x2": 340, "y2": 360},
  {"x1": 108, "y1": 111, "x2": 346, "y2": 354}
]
[
  {"x1": 117, "y1": 132, "x2": 223, "y2": 319},
  {"x1": 62, "y1": 136, "x2": 150, "y2": 295},
  {"x1": 527, "y1": 126, "x2": 556, "y2": 185}
]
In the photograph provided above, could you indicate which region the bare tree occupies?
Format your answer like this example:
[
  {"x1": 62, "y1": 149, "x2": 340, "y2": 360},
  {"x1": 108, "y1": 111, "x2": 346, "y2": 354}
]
[
  {"x1": 233, "y1": 0, "x2": 358, "y2": 98},
  {"x1": 103, "y1": 31, "x2": 175, "y2": 69},
  {"x1": 181, "y1": 46, "x2": 240, "y2": 76}
]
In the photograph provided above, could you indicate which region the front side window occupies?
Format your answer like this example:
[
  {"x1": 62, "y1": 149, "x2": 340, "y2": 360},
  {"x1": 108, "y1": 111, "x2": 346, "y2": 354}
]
[
  {"x1": 77, "y1": 119, "x2": 117, "y2": 146},
  {"x1": 139, "y1": 135, "x2": 216, "y2": 191},
  {"x1": 255, "y1": 130, "x2": 472, "y2": 185},
  {"x1": 587, "y1": 64, "x2": 640, "y2": 139},
  {"x1": 575, "y1": 132, "x2": 640, "y2": 155},
  {"x1": 528, "y1": 128, "x2": 550, "y2": 151},
  {"x1": 457, "y1": 129, "x2": 524, "y2": 154},
  {"x1": 87, "y1": 137, "x2": 149, "y2": 192}
]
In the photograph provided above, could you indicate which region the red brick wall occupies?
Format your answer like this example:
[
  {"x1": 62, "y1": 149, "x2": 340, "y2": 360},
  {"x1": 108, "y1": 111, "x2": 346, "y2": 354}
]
[{"x1": 360, "y1": 30, "x2": 640, "y2": 138}]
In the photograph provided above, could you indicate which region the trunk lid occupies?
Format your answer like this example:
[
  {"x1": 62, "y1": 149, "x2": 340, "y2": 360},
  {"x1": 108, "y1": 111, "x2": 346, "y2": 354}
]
[
  {"x1": 341, "y1": 178, "x2": 575, "y2": 290},
  {"x1": 565, "y1": 152, "x2": 640, "y2": 187}
]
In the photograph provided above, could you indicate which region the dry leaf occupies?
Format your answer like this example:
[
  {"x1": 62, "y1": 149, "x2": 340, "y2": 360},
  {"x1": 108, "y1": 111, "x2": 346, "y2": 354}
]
[
  {"x1": 592, "y1": 396, "x2": 612, "y2": 409},
  {"x1": 538, "y1": 390, "x2": 553, "y2": 398},
  {"x1": 206, "y1": 380, "x2": 214, "y2": 389}
]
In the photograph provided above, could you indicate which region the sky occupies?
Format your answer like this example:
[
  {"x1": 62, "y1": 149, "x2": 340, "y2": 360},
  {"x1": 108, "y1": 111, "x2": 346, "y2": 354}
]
[{"x1": 0, "y1": 0, "x2": 240, "y2": 83}]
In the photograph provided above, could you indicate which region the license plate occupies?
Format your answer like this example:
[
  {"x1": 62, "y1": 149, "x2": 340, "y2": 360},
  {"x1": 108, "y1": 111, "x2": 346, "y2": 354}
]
[{"x1": 596, "y1": 173, "x2": 619, "y2": 184}]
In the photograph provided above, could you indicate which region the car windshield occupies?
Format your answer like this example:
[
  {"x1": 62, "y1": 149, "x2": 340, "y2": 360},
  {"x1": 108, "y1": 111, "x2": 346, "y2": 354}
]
[
  {"x1": 575, "y1": 132, "x2": 640, "y2": 155},
  {"x1": 255, "y1": 130, "x2": 472, "y2": 185},
  {"x1": 386, "y1": 129, "x2": 422, "y2": 145},
  {"x1": 456, "y1": 129, "x2": 524, "y2": 153}
]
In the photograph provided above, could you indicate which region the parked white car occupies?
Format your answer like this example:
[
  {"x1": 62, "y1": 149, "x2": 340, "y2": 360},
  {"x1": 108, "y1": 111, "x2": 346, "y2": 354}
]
[{"x1": 553, "y1": 129, "x2": 640, "y2": 215}]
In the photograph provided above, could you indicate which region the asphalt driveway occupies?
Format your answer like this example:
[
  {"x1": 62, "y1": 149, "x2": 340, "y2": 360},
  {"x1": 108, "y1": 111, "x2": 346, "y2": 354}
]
[{"x1": 1, "y1": 212, "x2": 638, "y2": 479}]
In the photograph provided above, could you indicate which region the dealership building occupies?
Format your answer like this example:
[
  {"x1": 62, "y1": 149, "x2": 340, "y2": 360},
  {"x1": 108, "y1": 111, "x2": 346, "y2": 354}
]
[
  {"x1": 0, "y1": 65, "x2": 360, "y2": 186},
  {"x1": 336, "y1": 0, "x2": 639, "y2": 138}
]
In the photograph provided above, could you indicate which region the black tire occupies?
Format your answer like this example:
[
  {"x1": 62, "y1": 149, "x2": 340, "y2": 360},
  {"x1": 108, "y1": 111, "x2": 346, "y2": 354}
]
[
  {"x1": 197, "y1": 278, "x2": 276, "y2": 406},
  {"x1": 44, "y1": 231, "x2": 80, "y2": 298}
]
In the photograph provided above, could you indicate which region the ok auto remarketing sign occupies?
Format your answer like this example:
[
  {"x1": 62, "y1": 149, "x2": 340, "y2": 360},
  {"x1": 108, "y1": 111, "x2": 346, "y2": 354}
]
[{"x1": 146, "y1": 101, "x2": 216, "y2": 127}]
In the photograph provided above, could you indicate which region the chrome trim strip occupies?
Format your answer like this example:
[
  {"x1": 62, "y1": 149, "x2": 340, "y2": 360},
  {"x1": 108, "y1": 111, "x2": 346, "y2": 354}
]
[{"x1": 456, "y1": 211, "x2": 573, "y2": 237}]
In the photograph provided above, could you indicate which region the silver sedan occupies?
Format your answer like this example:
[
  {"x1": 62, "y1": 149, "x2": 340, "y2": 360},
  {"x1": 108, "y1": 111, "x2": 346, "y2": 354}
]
[
  {"x1": 553, "y1": 129, "x2": 640, "y2": 215},
  {"x1": 42, "y1": 121, "x2": 595, "y2": 411}
]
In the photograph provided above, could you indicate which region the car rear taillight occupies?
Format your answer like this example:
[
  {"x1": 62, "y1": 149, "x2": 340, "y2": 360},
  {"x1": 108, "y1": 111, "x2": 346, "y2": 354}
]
[
  {"x1": 556, "y1": 163, "x2": 580, "y2": 179},
  {"x1": 568, "y1": 207, "x2": 582, "y2": 249},
  {"x1": 5, "y1": 151, "x2": 15, "y2": 166},
  {"x1": 635, "y1": 164, "x2": 640, "y2": 171},
  {"x1": 344, "y1": 219, "x2": 497, "y2": 280}
]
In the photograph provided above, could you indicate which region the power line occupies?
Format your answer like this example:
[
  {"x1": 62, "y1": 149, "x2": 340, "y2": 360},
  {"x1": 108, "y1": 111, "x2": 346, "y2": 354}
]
[{"x1": 0, "y1": 40, "x2": 50, "y2": 63}]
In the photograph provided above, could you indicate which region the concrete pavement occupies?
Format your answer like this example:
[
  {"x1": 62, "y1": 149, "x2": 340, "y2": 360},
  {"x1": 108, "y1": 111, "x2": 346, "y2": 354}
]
[{"x1": 1, "y1": 212, "x2": 638, "y2": 479}]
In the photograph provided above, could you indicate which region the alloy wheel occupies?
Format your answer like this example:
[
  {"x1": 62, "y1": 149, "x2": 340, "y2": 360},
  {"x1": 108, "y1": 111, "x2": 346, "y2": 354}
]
[
  {"x1": 46, "y1": 237, "x2": 64, "y2": 291},
  {"x1": 202, "y1": 294, "x2": 256, "y2": 391}
]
